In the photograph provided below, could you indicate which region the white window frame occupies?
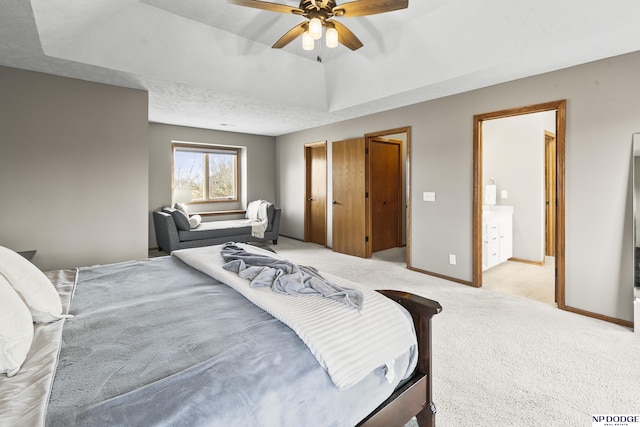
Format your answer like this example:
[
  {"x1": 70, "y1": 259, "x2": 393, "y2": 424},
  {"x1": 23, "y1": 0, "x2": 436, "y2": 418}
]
[{"x1": 172, "y1": 143, "x2": 240, "y2": 204}]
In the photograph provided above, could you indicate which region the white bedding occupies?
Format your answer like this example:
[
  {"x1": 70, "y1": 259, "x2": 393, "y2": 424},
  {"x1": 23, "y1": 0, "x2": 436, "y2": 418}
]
[
  {"x1": 0, "y1": 269, "x2": 76, "y2": 427},
  {"x1": 172, "y1": 243, "x2": 417, "y2": 390}
]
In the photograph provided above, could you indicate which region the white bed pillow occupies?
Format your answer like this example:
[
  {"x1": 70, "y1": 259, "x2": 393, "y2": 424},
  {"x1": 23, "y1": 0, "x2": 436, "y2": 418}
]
[
  {"x1": 0, "y1": 246, "x2": 64, "y2": 323},
  {"x1": 0, "y1": 274, "x2": 34, "y2": 377}
]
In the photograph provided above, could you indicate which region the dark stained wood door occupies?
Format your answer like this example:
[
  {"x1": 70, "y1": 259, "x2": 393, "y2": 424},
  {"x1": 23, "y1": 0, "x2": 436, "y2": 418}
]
[
  {"x1": 370, "y1": 138, "x2": 402, "y2": 252},
  {"x1": 332, "y1": 138, "x2": 368, "y2": 257},
  {"x1": 304, "y1": 142, "x2": 327, "y2": 246}
]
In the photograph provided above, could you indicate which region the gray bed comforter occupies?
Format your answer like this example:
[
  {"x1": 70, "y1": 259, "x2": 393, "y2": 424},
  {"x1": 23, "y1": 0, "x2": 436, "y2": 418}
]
[{"x1": 45, "y1": 256, "x2": 415, "y2": 427}]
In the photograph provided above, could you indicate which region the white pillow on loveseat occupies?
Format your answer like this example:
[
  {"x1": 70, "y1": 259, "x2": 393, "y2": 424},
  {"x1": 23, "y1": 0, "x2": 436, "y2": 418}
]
[{"x1": 189, "y1": 214, "x2": 202, "y2": 229}]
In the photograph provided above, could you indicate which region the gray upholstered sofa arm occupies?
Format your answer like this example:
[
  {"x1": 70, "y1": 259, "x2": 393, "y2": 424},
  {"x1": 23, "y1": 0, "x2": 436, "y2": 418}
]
[
  {"x1": 265, "y1": 208, "x2": 281, "y2": 244},
  {"x1": 153, "y1": 211, "x2": 180, "y2": 253}
]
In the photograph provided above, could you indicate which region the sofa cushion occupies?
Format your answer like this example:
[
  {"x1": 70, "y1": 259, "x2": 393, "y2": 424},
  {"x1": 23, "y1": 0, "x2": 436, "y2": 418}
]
[
  {"x1": 174, "y1": 202, "x2": 189, "y2": 215},
  {"x1": 178, "y1": 220, "x2": 252, "y2": 242},
  {"x1": 170, "y1": 209, "x2": 191, "y2": 231}
]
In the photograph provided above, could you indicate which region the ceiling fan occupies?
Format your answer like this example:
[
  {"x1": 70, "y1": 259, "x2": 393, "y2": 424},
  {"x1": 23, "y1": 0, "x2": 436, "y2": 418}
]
[{"x1": 227, "y1": 0, "x2": 409, "y2": 51}]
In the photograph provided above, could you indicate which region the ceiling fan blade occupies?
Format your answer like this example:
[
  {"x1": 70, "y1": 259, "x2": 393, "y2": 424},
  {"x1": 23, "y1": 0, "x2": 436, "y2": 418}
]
[
  {"x1": 334, "y1": 0, "x2": 408, "y2": 17},
  {"x1": 272, "y1": 22, "x2": 308, "y2": 48},
  {"x1": 328, "y1": 20, "x2": 363, "y2": 51},
  {"x1": 227, "y1": 0, "x2": 304, "y2": 15}
]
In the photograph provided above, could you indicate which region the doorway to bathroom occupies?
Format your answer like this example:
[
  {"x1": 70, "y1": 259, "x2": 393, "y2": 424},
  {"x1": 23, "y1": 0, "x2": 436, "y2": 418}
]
[{"x1": 472, "y1": 100, "x2": 566, "y2": 309}]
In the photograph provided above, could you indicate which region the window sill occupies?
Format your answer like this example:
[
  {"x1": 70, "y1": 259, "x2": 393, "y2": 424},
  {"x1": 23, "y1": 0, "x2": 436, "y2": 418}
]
[{"x1": 194, "y1": 210, "x2": 246, "y2": 217}]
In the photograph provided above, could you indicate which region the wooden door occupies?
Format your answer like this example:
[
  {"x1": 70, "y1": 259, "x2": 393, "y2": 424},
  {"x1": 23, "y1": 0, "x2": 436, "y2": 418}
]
[
  {"x1": 369, "y1": 138, "x2": 402, "y2": 252},
  {"x1": 304, "y1": 142, "x2": 327, "y2": 246},
  {"x1": 332, "y1": 138, "x2": 369, "y2": 257},
  {"x1": 545, "y1": 131, "x2": 556, "y2": 257}
]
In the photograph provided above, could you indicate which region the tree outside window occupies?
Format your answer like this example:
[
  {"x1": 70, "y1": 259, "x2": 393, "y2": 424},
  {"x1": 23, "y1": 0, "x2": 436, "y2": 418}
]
[{"x1": 172, "y1": 144, "x2": 239, "y2": 202}]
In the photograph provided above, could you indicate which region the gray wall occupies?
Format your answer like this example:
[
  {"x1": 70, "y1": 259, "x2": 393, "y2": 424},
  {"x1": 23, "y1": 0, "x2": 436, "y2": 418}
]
[
  {"x1": 276, "y1": 51, "x2": 640, "y2": 323},
  {"x1": 0, "y1": 66, "x2": 149, "y2": 271},
  {"x1": 148, "y1": 123, "x2": 275, "y2": 247}
]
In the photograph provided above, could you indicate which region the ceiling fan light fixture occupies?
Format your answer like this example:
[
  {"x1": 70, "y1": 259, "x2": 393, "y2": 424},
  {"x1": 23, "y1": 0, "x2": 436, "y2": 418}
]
[
  {"x1": 228, "y1": 0, "x2": 408, "y2": 51},
  {"x1": 309, "y1": 17, "x2": 322, "y2": 40},
  {"x1": 302, "y1": 31, "x2": 314, "y2": 50},
  {"x1": 326, "y1": 27, "x2": 338, "y2": 48}
]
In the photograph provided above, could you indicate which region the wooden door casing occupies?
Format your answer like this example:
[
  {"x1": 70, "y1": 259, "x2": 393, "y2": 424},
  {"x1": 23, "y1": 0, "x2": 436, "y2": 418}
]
[
  {"x1": 545, "y1": 131, "x2": 556, "y2": 257},
  {"x1": 369, "y1": 138, "x2": 402, "y2": 252},
  {"x1": 473, "y1": 100, "x2": 565, "y2": 309}
]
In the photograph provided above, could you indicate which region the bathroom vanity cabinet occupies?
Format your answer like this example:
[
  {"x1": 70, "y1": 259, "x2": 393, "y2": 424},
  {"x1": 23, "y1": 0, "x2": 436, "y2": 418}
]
[{"x1": 482, "y1": 206, "x2": 513, "y2": 271}]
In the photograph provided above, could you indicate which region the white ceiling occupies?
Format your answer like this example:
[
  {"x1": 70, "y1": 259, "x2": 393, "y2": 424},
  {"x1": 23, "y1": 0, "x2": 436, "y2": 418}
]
[{"x1": 1, "y1": 0, "x2": 640, "y2": 136}]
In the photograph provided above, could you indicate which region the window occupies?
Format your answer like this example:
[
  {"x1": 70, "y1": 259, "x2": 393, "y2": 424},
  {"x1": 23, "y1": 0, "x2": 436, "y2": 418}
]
[{"x1": 172, "y1": 144, "x2": 240, "y2": 203}]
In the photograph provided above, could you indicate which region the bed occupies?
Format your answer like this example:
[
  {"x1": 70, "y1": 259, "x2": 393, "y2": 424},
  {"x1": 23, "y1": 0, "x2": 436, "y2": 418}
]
[{"x1": 0, "y1": 243, "x2": 441, "y2": 427}]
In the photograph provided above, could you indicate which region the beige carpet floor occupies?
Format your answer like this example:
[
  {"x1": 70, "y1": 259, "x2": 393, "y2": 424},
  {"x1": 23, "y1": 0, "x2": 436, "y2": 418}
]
[{"x1": 269, "y1": 237, "x2": 639, "y2": 427}]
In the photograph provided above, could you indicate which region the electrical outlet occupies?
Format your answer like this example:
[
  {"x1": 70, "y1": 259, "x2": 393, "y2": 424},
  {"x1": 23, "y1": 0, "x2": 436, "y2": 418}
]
[{"x1": 449, "y1": 254, "x2": 456, "y2": 265}]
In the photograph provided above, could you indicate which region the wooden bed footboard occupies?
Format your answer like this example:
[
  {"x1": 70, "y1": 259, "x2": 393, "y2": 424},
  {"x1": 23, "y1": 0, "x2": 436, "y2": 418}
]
[{"x1": 358, "y1": 290, "x2": 442, "y2": 427}]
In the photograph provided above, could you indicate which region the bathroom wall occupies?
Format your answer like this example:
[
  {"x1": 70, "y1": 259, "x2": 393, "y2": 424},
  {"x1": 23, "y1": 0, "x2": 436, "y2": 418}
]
[{"x1": 483, "y1": 111, "x2": 556, "y2": 262}]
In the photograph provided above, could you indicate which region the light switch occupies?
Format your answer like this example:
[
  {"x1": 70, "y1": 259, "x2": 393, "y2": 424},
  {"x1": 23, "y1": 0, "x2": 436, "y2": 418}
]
[
  {"x1": 423, "y1": 192, "x2": 436, "y2": 202},
  {"x1": 501, "y1": 190, "x2": 508, "y2": 199}
]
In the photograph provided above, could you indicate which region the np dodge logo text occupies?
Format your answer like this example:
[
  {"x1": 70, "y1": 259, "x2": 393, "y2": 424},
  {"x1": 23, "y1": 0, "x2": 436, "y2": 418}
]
[
  {"x1": 593, "y1": 415, "x2": 640, "y2": 426},
  {"x1": 593, "y1": 416, "x2": 640, "y2": 422}
]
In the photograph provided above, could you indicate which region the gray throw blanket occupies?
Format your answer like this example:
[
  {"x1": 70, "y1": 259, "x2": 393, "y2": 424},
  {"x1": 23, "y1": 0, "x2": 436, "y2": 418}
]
[{"x1": 221, "y1": 243, "x2": 363, "y2": 309}]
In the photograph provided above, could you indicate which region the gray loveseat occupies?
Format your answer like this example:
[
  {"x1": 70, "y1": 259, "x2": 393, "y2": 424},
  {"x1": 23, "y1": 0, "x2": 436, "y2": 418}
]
[{"x1": 153, "y1": 205, "x2": 281, "y2": 253}]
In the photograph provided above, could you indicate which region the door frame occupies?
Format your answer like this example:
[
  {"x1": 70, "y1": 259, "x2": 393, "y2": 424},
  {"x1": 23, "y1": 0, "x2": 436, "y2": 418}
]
[
  {"x1": 545, "y1": 130, "x2": 557, "y2": 257},
  {"x1": 369, "y1": 137, "x2": 403, "y2": 251},
  {"x1": 472, "y1": 100, "x2": 566, "y2": 308},
  {"x1": 304, "y1": 141, "x2": 327, "y2": 246},
  {"x1": 365, "y1": 126, "x2": 411, "y2": 261}
]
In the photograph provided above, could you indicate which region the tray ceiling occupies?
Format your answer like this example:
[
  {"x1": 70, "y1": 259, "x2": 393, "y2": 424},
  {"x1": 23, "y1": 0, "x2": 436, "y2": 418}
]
[{"x1": 1, "y1": 0, "x2": 640, "y2": 136}]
